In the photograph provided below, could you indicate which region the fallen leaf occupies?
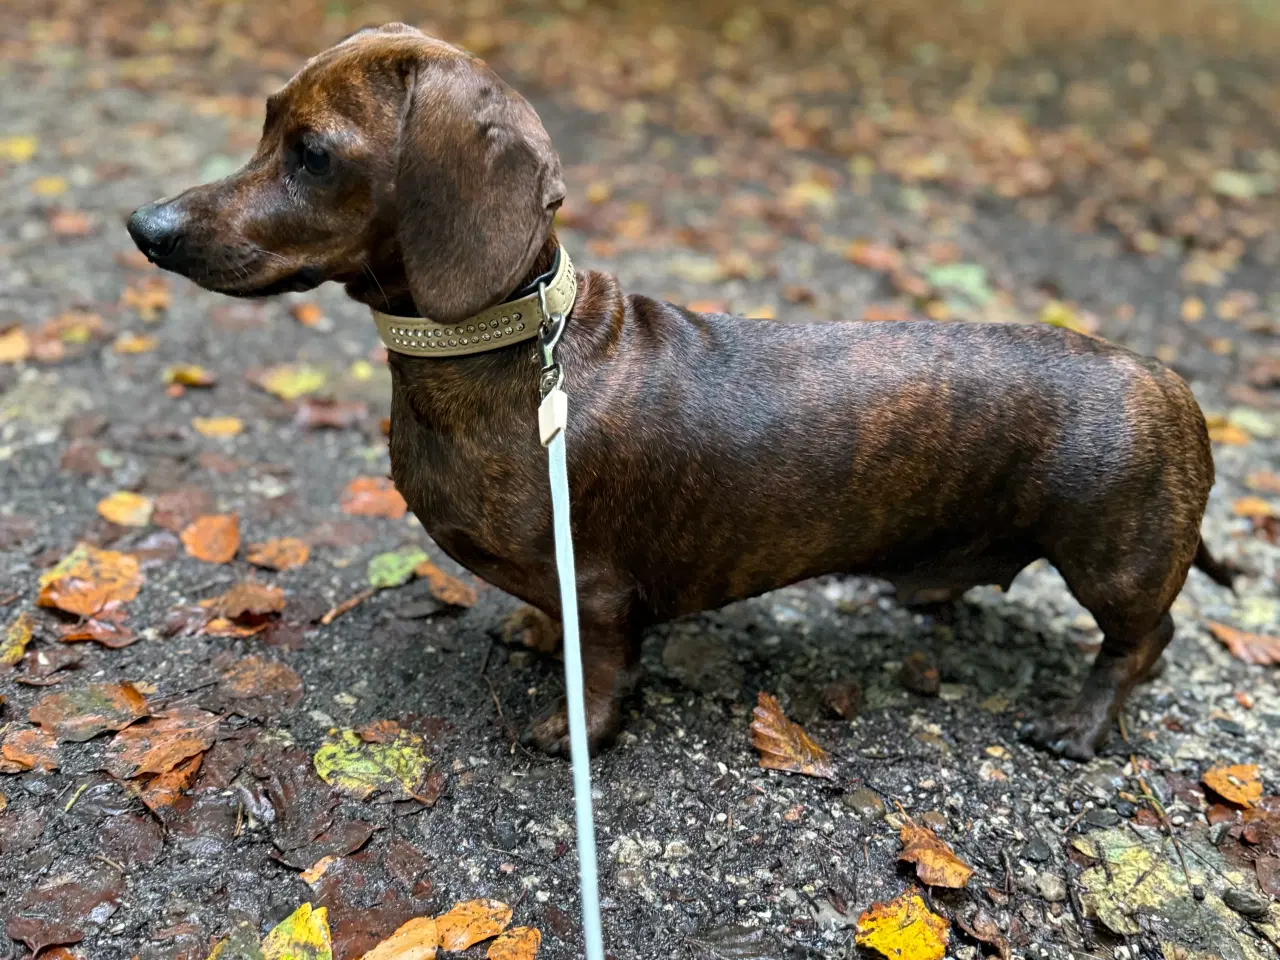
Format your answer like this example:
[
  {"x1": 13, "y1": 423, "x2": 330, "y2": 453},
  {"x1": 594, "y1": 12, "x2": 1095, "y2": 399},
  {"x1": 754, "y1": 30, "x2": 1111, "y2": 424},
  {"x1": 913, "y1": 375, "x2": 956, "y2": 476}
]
[
  {"x1": 247, "y1": 537, "x2": 310, "y2": 571},
  {"x1": 138, "y1": 753, "x2": 202, "y2": 811},
  {"x1": 295, "y1": 398, "x2": 369, "y2": 430},
  {"x1": 0, "y1": 327, "x2": 32, "y2": 364},
  {"x1": 412, "y1": 560, "x2": 478, "y2": 607},
  {"x1": 1245, "y1": 471, "x2": 1280, "y2": 495},
  {"x1": 1206, "y1": 414, "x2": 1251, "y2": 445},
  {"x1": 28, "y1": 682, "x2": 149, "y2": 741},
  {"x1": 0, "y1": 727, "x2": 59, "y2": 773},
  {"x1": 301, "y1": 856, "x2": 337, "y2": 886},
  {"x1": 341, "y1": 476, "x2": 408, "y2": 519},
  {"x1": 255, "y1": 364, "x2": 327, "y2": 401},
  {"x1": 164, "y1": 364, "x2": 217, "y2": 388},
  {"x1": 1039, "y1": 300, "x2": 1099, "y2": 336},
  {"x1": 313, "y1": 727, "x2": 434, "y2": 802},
  {"x1": 1233, "y1": 496, "x2": 1277, "y2": 520},
  {"x1": 899, "y1": 821, "x2": 974, "y2": 888},
  {"x1": 4, "y1": 864, "x2": 123, "y2": 955},
  {"x1": 261, "y1": 902, "x2": 333, "y2": 960},
  {"x1": 291, "y1": 302, "x2": 325, "y2": 327},
  {"x1": 96, "y1": 490, "x2": 154, "y2": 527},
  {"x1": 1, "y1": 611, "x2": 34, "y2": 667},
  {"x1": 1203, "y1": 764, "x2": 1263, "y2": 808},
  {"x1": 215, "y1": 656, "x2": 303, "y2": 719},
  {"x1": 32, "y1": 175, "x2": 67, "y2": 197},
  {"x1": 206, "y1": 921, "x2": 264, "y2": 960},
  {"x1": 363, "y1": 917, "x2": 439, "y2": 960},
  {"x1": 207, "y1": 582, "x2": 285, "y2": 620},
  {"x1": 436, "y1": 900, "x2": 513, "y2": 952},
  {"x1": 49, "y1": 209, "x2": 93, "y2": 236},
  {"x1": 120, "y1": 276, "x2": 170, "y2": 321},
  {"x1": 193, "y1": 416, "x2": 244, "y2": 438},
  {"x1": 847, "y1": 240, "x2": 904, "y2": 272},
  {"x1": 111, "y1": 332, "x2": 157, "y2": 355},
  {"x1": 104, "y1": 706, "x2": 220, "y2": 779},
  {"x1": 749, "y1": 691, "x2": 835, "y2": 779},
  {"x1": 37, "y1": 544, "x2": 142, "y2": 617},
  {"x1": 957, "y1": 907, "x2": 1009, "y2": 960},
  {"x1": 369, "y1": 548, "x2": 429, "y2": 590},
  {"x1": 0, "y1": 135, "x2": 38, "y2": 162},
  {"x1": 153, "y1": 486, "x2": 215, "y2": 531},
  {"x1": 1207, "y1": 622, "x2": 1280, "y2": 666},
  {"x1": 855, "y1": 890, "x2": 949, "y2": 960},
  {"x1": 181, "y1": 514, "x2": 240, "y2": 563},
  {"x1": 487, "y1": 927, "x2": 541, "y2": 960},
  {"x1": 58, "y1": 614, "x2": 135, "y2": 648}
]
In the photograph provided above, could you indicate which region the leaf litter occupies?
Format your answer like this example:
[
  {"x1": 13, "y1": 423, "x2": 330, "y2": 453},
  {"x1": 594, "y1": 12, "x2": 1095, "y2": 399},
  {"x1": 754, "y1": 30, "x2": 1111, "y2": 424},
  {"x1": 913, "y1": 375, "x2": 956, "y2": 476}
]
[
  {"x1": 37, "y1": 543, "x2": 142, "y2": 617},
  {"x1": 28, "y1": 681, "x2": 149, "y2": 741},
  {"x1": 749, "y1": 691, "x2": 835, "y2": 779},
  {"x1": 313, "y1": 724, "x2": 437, "y2": 803}
]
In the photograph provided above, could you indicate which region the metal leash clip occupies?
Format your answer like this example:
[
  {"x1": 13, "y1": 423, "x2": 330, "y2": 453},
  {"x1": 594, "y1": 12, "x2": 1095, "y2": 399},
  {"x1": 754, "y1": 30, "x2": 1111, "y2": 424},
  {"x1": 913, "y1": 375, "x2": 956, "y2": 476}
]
[{"x1": 537, "y1": 282, "x2": 568, "y2": 445}]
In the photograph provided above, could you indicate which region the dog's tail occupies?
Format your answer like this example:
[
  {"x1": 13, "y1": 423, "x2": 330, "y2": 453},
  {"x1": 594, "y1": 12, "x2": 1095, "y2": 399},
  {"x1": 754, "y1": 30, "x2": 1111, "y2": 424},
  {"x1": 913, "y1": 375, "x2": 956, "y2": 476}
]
[{"x1": 1195, "y1": 538, "x2": 1237, "y2": 590}]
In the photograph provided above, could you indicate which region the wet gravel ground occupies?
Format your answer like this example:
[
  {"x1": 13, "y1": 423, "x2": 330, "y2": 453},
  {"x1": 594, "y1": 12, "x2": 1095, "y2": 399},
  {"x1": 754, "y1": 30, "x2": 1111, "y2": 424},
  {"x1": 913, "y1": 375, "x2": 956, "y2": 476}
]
[{"x1": 2, "y1": 31, "x2": 1280, "y2": 960}]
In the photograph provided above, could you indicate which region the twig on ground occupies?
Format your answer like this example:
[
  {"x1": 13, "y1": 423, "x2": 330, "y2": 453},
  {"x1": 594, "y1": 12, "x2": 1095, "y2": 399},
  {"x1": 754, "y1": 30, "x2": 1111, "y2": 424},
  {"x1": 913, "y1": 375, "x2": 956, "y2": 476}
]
[{"x1": 320, "y1": 587, "x2": 376, "y2": 625}]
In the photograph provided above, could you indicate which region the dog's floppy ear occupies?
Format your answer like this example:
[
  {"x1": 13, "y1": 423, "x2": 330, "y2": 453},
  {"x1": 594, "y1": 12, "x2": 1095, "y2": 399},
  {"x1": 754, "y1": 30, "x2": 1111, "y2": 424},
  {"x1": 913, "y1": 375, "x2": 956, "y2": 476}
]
[{"x1": 395, "y1": 52, "x2": 565, "y2": 323}]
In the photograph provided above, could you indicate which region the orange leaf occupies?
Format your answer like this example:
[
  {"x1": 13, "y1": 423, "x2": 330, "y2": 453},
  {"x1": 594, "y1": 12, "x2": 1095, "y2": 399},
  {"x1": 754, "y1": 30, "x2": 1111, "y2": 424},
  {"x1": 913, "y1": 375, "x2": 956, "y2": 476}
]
[
  {"x1": 29, "y1": 682, "x2": 149, "y2": 742},
  {"x1": 112, "y1": 332, "x2": 157, "y2": 354},
  {"x1": 749, "y1": 691, "x2": 835, "y2": 780},
  {"x1": 58, "y1": 615, "x2": 136, "y2": 648},
  {"x1": 0, "y1": 326, "x2": 32, "y2": 364},
  {"x1": 181, "y1": 514, "x2": 240, "y2": 563},
  {"x1": 899, "y1": 822, "x2": 973, "y2": 888},
  {"x1": 139, "y1": 752, "x2": 203, "y2": 811},
  {"x1": 192, "y1": 416, "x2": 244, "y2": 438},
  {"x1": 847, "y1": 239, "x2": 904, "y2": 272},
  {"x1": 1207, "y1": 621, "x2": 1280, "y2": 666},
  {"x1": 363, "y1": 916, "x2": 439, "y2": 960},
  {"x1": 487, "y1": 927, "x2": 541, "y2": 960},
  {"x1": 164, "y1": 364, "x2": 217, "y2": 388},
  {"x1": 97, "y1": 490, "x2": 154, "y2": 527},
  {"x1": 413, "y1": 560, "x2": 478, "y2": 608},
  {"x1": 436, "y1": 899, "x2": 513, "y2": 952},
  {"x1": 246, "y1": 537, "x2": 310, "y2": 571},
  {"x1": 855, "y1": 889, "x2": 949, "y2": 960},
  {"x1": 216, "y1": 655, "x2": 304, "y2": 719},
  {"x1": 121, "y1": 276, "x2": 170, "y2": 320},
  {"x1": 1203, "y1": 763, "x2": 1262, "y2": 808},
  {"x1": 205, "y1": 582, "x2": 285, "y2": 620},
  {"x1": 300, "y1": 856, "x2": 336, "y2": 886},
  {"x1": 0, "y1": 727, "x2": 59, "y2": 773},
  {"x1": 1233, "y1": 495, "x2": 1277, "y2": 519},
  {"x1": 104, "y1": 707, "x2": 219, "y2": 779},
  {"x1": 340, "y1": 476, "x2": 407, "y2": 519},
  {"x1": 1245, "y1": 471, "x2": 1280, "y2": 495},
  {"x1": 290, "y1": 302, "x2": 324, "y2": 327},
  {"x1": 37, "y1": 543, "x2": 142, "y2": 617}
]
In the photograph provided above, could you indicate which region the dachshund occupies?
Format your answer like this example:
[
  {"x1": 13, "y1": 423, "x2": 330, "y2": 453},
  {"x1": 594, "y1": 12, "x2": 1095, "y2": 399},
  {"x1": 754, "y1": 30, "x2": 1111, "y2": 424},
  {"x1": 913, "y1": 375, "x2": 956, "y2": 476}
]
[{"x1": 127, "y1": 23, "x2": 1231, "y2": 761}]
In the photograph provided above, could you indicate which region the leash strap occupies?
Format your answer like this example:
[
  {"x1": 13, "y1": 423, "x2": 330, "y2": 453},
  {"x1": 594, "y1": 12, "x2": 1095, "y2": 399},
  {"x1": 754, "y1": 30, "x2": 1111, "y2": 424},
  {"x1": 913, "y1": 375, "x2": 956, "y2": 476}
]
[{"x1": 537, "y1": 289, "x2": 605, "y2": 960}]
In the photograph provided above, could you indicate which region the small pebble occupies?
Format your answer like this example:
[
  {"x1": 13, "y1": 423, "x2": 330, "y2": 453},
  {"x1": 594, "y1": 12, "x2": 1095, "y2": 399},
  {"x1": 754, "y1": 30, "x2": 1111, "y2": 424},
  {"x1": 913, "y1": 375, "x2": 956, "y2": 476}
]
[
  {"x1": 1036, "y1": 871, "x2": 1068, "y2": 902},
  {"x1": 1113, "y1": 799, "x2": 1137, "y2": 818},
  {"x1": 900, "y1": 651, "x2": 940, "y2": 697},
  {"x1": 1022, "y1": 836, "x2": 1053, "y2": 863},
  {"x1": 841, "y1": 787, "x2": 886, "y2": 820},
  {"x1": 490, "y1": 821, "x2": 521, "y2": 850},
  {"x1": 1208, "y1": 821, "x2": 1233, "y2": 846},
  {"x1": 1084, "y1": 808, "x2": 1121, "y2": 828},
  {"x1": 1223, "y1": 887, "x2": 1270, "y2": 918}
]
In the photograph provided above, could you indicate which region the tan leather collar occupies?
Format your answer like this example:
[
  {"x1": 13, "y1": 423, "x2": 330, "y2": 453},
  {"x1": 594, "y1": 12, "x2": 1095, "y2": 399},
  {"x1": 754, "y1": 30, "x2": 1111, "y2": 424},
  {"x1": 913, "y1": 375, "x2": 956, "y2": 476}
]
[{"x1": 371, "y1": 246, "x2": 577, "y2": 358}]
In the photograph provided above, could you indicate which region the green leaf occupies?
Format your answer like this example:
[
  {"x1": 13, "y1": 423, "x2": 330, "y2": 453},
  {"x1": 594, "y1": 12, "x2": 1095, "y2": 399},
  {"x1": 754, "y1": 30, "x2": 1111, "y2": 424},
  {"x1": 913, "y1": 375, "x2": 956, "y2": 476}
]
[
  {"x1": 367, "y1": 548, "x2": 428, "y2": 590},
  {"x1": 926, "y1": 263, "x2": 992, "y2": 306},
  {"x1": 313, "y1": 728, "x2": 432, "y2": 801}
]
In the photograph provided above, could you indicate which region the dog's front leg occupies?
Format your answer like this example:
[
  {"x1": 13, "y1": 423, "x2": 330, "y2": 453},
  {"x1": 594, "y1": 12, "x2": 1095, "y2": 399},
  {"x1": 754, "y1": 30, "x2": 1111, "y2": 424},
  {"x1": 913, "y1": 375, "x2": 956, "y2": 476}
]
[{"x1": 523, "y1": 620, "x2": 640, "y2": 757}]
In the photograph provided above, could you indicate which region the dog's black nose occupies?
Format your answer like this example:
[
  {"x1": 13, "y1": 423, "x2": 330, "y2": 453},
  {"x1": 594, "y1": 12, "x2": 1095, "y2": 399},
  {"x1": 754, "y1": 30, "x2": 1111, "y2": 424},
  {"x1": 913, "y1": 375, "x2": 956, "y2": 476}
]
[{"x1": 127, "y1": 202, "x2": 185, "y2": 264}]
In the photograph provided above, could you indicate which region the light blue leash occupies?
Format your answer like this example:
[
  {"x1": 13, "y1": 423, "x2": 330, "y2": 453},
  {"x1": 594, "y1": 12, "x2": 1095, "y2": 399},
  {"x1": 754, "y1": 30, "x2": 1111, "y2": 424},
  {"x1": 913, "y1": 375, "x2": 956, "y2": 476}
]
[{"x1": 537, "y1": 289, "x2": 605, "y2": 960}]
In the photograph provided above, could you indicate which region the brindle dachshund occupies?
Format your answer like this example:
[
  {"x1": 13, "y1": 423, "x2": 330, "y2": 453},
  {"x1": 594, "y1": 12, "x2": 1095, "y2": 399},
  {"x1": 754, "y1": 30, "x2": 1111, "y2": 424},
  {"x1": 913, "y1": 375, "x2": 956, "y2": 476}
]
[{"x1": 128, "y1": 23, "x2": 1232, "y2": 762}]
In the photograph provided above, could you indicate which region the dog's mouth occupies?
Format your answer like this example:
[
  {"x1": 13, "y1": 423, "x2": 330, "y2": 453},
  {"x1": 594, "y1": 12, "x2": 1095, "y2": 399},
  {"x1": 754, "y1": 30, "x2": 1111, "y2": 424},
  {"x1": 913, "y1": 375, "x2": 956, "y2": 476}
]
[
  {"x1": 147, "y1": 248, "x2": 327, "y2": 298},
  {"x1": 217, "y1": 267, "x2": 327, "y2": 298}
]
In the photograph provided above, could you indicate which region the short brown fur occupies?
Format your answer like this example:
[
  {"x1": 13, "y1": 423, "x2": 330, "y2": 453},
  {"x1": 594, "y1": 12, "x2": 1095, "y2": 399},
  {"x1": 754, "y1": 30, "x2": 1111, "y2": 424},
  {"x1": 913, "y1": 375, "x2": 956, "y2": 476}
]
[{"x1": 128, "y1": 24, "x2": 1229, "y2": 761}]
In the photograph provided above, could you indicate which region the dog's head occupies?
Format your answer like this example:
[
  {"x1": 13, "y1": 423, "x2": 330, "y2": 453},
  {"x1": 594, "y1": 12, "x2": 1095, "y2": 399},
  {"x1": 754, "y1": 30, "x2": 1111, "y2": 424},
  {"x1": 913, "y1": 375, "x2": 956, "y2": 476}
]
[{"x1": 127, "y1": 23, "x2": 564, "y2": 322}]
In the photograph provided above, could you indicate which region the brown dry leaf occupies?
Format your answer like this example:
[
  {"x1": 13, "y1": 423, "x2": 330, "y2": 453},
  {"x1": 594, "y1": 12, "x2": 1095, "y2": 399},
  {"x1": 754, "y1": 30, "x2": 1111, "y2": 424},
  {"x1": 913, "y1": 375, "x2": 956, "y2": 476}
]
[
  {"x1": 847, "y1": 239, "x2": 904, "y2": 272},
  {"x1": 153, "y1": 486, "x2": 215, "y2": 531},
  {"x1": 112, "y1": 332, "x2": 157, "y2": 355},
  {"x1": 192, "y1": 416, "x2": 244, "y2": 438},
  {"x1": 96, "y1": 491, "x2": 154, "y2": 527},
  {"x1": 37, "y1": 544, "x2": 142, "y2": 617},
  {"x1": 295, "y1": 398, "x2": 369, "y2": 430},
  {"x1": 28, "y1": 682, "x2": 149, "y2": 742},
  {"x1": 49, "y1": 209, "x2": 93, "y2": 236},
  {"x1": 899, "y1": 822, "x2": 974, "y2": 888},
  {"x1": 0, "y1": 326, "x2": 32, "y2": 364},
  {"x1": 104, "y1": 706, "x2": 220, "y2": 779},
  {"x1": 749, "y1": 691, "x2": 835, "y2": 780},
  {"x1": 216, "y1": 656, "x2": 304, "y2": 719},
  {"x1": 1202, "y1": 763, "x2": 1263, "y2": 808},
  {"x1": 1207, "y1": 621, "x2": 1280, "y2": 666},
  {"x1": 247, "y1": 537, "x2": 310, "y2": 571},
  {"x1": 2, "y1": 611, "x2": 35, "y2": 667},
  {"x1": 181, "y1": 514, "x2": 240, "y2": 564},
  {"x1": 120, "y1": 276, "x2": 170, "y2": 321},
  {"x1": 206, "y1": 582, "x2": 285, "y2": 620},
  {"x1": 855, "y1": 889, "x2": 949, "y2": 960},
  {"x1": 487, "y1": 927, "x2": 541, "y2": 960},
  {"x1": 413, "y1": 560, "x2": 478, "y2": 608},
  {"x1": 436, "y1": 900, "x2": 513, "y2": 952},
  {"x1": 957, "y1": 908, "x2": 1009, "y2": 960},
  {"x1": 363, "y1": 917, "x2": 439, "y2": 960},
  {"x1": 1233, "y1": 495, "x2": 1277, "y2": 520},
  {"x1": 58, "y1": 614, "x2": 135, "y2": 649},
  {"x1": 138, "y1": 753, "x2": 202, "y2": 811},
  {"x1": 340, "y1": 476, "x2": 407, "y2": 519},
  {"x1": 0, "y1": 727, "x2": 59, "y2": 774},
  {"x1": 164, "y1": 364, "x2": 217, "y2": 388}
]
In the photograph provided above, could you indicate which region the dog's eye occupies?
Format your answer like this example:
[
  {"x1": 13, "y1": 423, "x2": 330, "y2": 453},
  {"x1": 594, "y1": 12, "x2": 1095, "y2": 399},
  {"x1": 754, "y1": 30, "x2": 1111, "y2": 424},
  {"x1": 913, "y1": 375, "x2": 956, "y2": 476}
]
[{"x1": 301, "y1": 145, "x2": 330, "y2": 176}]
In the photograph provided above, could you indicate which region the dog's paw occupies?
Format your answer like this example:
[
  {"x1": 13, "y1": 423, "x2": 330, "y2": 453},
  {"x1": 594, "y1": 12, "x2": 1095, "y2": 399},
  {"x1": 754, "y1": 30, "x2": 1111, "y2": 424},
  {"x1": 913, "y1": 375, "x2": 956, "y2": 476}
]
[
  {"x1": 1020, "y1": 707, "x2": 1112, "y2": 762},
  {"x1": 523, "y1": 692, "x2": 620, "y2": 758},
  {"x1": 500, "y1": 605, "x2": 562, "y2": 655}
]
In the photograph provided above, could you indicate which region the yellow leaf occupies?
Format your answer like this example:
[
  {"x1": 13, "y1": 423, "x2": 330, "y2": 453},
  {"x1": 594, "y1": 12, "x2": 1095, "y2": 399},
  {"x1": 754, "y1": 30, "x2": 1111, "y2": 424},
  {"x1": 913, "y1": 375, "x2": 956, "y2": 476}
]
[
  {"x1": 1202, "y1": 763, "x2": 1262, "y2": 808},
  {"x1": 256, "y1": 364, "x2": 326, "y2": 401},
  {"x1": 744, "y1": 305, "x2": 776, "y2": 320},
  {"x1": 165, "y1": 364, "x2": 217, "y2": 388},
  {"x1": 1232, "y1": 495, "x2": 1277, "y2": 519},
  {"x1": 1, "y1": 612, "x2": 34, "y2": 667},
  {"x1": 0, "y1": 135, "x2": 38, "y2": 162},
  {"x1": 362, "y1": 917, "x2": 439, "y2": 960},
  {"x1": 0, "y1": 327, "x2": 32, "y2": 364},
  {"x1": 349, "y1": 359, "x2": 374, "y2": 382},
  {"x1": 31, "y1": 175, "x2": 67, "y2": 197},
  {"x1": 855, "y1": 890, "x2": 950, "y2": 960},
  {"x1": 312, "y1": 728, "x2": 433, "y2": 802},
  {"x1": 261, "y1": 902, "x2": 333, "y2": 960},
  {"x1": 487, "y1": 927, "x2": 541, "y2": 960},
  {"x1": 899, "y1": 822, "x2": 974, "y2": 888},
  {"x1": 113, "y1": 332, "x2": 158, "y2": 354},
  {"x1": 1039, "y1": 300, "x2": 1098, "y2": 336},
  {"x1": 193, "y1": 416, "x2": 244, "y2": 438},
  {"x1": 97, "y1": 491, "x2": 154, "y2": 527},
  {"x1": 749, "y1": 691, "x2": 835, "y2": 779},
  {"x1": 436, "y1": 900, "x2": 513, "y2": 952}
]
